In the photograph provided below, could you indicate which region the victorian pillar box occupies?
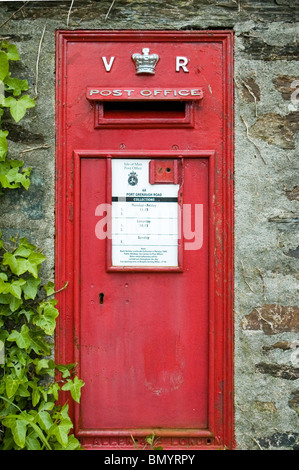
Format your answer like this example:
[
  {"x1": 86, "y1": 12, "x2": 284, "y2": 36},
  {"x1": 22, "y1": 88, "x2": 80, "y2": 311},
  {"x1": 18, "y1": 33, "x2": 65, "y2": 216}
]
[{"x1": 55, "y1": 31, "x2": 234, "y2": 450}]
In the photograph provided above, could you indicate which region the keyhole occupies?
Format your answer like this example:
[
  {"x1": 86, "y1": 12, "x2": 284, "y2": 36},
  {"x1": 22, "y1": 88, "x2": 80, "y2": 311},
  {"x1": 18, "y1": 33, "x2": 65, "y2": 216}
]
[
  {"x1": 166, "y1": 167, "x2": 171, "y2": 173},
  {"x1": 99, "y1": 293, "x2": 104, "y2": 304}
]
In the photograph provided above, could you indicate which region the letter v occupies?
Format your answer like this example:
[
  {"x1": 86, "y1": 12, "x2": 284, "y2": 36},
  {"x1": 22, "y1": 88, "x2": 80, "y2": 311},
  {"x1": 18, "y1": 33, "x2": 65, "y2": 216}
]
[{"x1": 102, "y1": 56, "x2": 115, "y2": 72}]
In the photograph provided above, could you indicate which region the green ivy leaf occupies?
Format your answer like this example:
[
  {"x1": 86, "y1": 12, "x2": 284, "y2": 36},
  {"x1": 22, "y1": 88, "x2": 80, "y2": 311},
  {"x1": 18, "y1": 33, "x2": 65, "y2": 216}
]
[
  {"x1": 27, "y1": 329, "x2": 51, "y2": 356},
  {"x1": 0, "y1": 51, "x2": 9, "y2": 81},
  {"x1": 0, "y1": 160, "x2": 31, "y2": 191},
  {"x1": 2, "y1": 253, "x2": 22, "y2": 275},
  {"x1": 34, "y1": 358, "x2": 49, "y2": 373},
  {"x1": 3, "y1": 412, "x2": 52, "y2": 450},
  {"x1": 0, "y1": 293, "x2": 11, "y2": 307},
  {"x1": 49, "y1": 418, "x2": 73, "y2": 448},
  {"x1": 14, "y1": 245, "x2": 32, "y2": 258},
  {"x1": 0, "y1": 41, "x2": 20, "y2": 61},
  {"x1": 5, "y1": 278, "x2": 27, "y2": 299},
  {"x1": 0, "y1": 130, "x2": 8, "y2": 161},
  {"x1": 43, "y1": 281, "x2": 55, "y2": 296},
  {"x1": 21, "y1": 257, "x2": 40, "y2": 277},
  {"x1": 3, "y1": 416, "x2": 28, "y2": 448},
  {"x1": 7, "y1": 324, "x2": 31, "y2": 350},
  {"x1": 34, "y1": 358, "x2": 55, "y2": 377},
  {"x1": 22, "y1": 277, "x2": 41, "y2": 300},
  {"x1": 3, "y1": 96, "x2": 15, "y2": 108},
  {"x1": 55, "y1": 363, "x2": 76, "y2": 379},
  {"x1": 8, "y1": 296, "x2": 22, "y2": 313},
  {"x1": 5, "y1": 375, "x2": 20, "y2": 399},
  {"x1": 47, "y1": 382, "x2": 60, "y2": 401},
  {"x1": 15, "y1": 168, "x2": 31, "y2": 190},
  {"x1": 4, "y1": 77, "x2": 28, "y2": 97},
  {"x1": 6, "y1": 95, "x2": 35, "y2": 123},
  {"x1": 57, "y1": 404, "x2": 73, "y2": 423},
  {"x1": 53, "y1": 433, "x2": 82, "y2": 450},
  {"x1": 28, "y1": 251, "x2": 46, "y2": 266},
  {"x1": 3, "y1": 251, "x2": 45, "y2": 278},
  {"x1": 25, "y1": 434, "x2": 42, "y2": 450},
  {"x1": 34, "y1": 299, "x2": 59, "y2": 336},
  {"x1": 17, "y1": 237, "x2": 36, "y2": 251},
  {"x1": 17, "y1": 383, "x2": 30, "y2": 398},
  {"x1": 61, "y1": 376, "x2": 85, "y2": 404},
  {"x1": 37, "y1": 410, "x2": 54, "y2": 432},
  {"x1": 38, "y1": 401, "x2": 55, "y2": 412},
  {"x1": 31, "y1": 384, "x2": 41, "y2": 407},
  {"x1": 0, "y1": 276, "x2": 7, "y2": 294},
  {"x1": 0, "y1": 168, "x2": 21, "y2": 189}
]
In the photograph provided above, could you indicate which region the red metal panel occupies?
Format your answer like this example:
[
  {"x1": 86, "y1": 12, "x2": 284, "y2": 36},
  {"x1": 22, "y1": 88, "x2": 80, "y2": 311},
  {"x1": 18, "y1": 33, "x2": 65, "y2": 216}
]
[{"x1": 55, "y1": 31, "x2": 234, "y2": 450}]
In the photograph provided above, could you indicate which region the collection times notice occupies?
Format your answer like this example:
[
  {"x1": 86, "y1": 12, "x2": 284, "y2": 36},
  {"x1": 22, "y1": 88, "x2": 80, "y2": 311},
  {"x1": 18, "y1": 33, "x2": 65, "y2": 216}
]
[{"x1": 111, "y1": 159, "x2": 179, "y2": 267}]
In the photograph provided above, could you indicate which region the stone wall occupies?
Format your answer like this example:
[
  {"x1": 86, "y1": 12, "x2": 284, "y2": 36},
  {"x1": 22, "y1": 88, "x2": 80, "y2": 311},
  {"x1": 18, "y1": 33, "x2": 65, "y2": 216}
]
[{"x1": 0, "y1": 0, "x2": 298, "y2": 450}]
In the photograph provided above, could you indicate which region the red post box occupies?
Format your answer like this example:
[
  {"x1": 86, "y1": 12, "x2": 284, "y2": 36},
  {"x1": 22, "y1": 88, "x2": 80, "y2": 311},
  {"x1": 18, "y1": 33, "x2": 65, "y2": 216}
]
[{"x1": 56, "y1": 31, "x2": 234, "y2": 450}]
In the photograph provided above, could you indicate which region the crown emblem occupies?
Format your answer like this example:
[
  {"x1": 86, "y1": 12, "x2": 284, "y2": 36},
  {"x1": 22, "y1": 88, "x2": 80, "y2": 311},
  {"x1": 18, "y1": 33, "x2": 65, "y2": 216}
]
[
  {"x1": 132, "y1": 48, "x2": 159, "y2": 75},
  {"x1": 128, "y1": 171, "x2": 138, "y2": 186}
]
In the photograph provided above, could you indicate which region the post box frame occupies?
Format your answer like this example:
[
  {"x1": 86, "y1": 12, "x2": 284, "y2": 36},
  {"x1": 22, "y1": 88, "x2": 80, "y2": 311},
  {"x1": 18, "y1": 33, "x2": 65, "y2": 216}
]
[{"x1": 55, "y1": 30, "x2": 234, "y2": 450}]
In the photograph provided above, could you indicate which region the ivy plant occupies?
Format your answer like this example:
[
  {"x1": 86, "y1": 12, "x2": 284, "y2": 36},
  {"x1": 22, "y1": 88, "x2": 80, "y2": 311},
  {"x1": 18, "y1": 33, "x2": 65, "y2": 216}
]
[
  {"x1": 0, "y1": 42, "x2": 84, "y2": 450},
  {"x1": 0, "y1": 234, "x2": 84, "y2": 450},
  {"x1": 0, "y1": 40, "x2": 34, "y2": 194}
]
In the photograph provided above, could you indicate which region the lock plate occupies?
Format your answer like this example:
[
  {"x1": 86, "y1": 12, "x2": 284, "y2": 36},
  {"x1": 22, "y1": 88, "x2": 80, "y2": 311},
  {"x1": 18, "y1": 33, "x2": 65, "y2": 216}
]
[{"x1": 149, "y1": 159, "x2": 179, "y2": 184}]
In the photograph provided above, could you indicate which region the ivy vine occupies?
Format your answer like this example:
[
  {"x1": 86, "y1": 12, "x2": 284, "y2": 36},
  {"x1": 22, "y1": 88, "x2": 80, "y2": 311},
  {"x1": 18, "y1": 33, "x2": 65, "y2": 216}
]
[
  {"x1": 0, "y1": 40, "x2": 34, "y2": 193},
  {"x1": 0, "y1": 42, "x2": 84, "y2": 450}
]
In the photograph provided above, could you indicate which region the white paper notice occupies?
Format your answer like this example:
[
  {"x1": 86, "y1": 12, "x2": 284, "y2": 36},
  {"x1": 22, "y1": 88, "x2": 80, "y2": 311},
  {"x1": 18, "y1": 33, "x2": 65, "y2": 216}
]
[{"x1": 112, "y1": 159, "x2": 179, "y2": 267}]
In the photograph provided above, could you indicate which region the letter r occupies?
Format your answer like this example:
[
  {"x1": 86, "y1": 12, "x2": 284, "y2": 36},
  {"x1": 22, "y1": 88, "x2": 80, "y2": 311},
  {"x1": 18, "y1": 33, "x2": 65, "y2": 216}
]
[{"x1": 176, "y1": 56, "x2": 189, "y2": 73}]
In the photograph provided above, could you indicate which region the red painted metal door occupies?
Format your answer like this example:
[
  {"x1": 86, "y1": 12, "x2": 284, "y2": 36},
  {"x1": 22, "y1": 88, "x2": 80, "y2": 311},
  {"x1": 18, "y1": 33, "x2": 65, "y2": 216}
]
[{"x1": 56, "y1": 31, "x2": 234, "y2": 450}]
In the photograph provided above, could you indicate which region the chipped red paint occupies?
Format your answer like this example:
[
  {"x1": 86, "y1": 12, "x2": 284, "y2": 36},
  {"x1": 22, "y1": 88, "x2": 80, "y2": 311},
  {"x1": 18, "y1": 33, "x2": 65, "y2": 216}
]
[{"x1": 55, "y1": 30, "x2": 235, "y2": 450}]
